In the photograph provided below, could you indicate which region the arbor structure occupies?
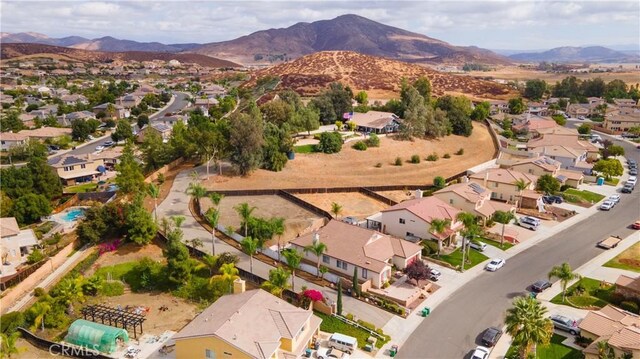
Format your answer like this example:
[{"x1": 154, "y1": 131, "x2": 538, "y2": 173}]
[
  {"x1": 504, "y1": 297, "x2": 553, "y2": 359},
  {"x1": 548, "y1": 262, "x2": 580, "y2": 303}
]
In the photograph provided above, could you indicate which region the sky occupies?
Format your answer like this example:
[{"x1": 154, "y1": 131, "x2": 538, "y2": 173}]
[{"x1": 1, "y1": 0, "x2": 639, "y2": 51}]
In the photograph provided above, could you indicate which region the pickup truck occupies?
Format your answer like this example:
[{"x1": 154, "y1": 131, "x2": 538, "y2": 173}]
[{"x1": 597, "y1": 236, "x2": 622, "y2": 249}]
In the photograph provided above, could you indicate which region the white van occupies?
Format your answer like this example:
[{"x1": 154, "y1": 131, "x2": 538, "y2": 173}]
[
  {"x1": 519, "y1": 216, "x2": 541, "y2": 231},
  {"x1": 328, "y1": 333, "x2": 357, "y2": 354}
]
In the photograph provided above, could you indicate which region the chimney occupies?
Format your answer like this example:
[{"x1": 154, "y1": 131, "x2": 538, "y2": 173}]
[
  {"x1": 483, "y1": 172, "x2": 489, "y2": 187},
  {"x1": 461, "y1": 176, "x2": 469, "y2": 183},
  {"x1": 233, "y1": 279, "x2": 245, "y2": 294},
  {"x1": 415, "y1": 189, "x2": 423, "y2": 199},
  {"x1": 313, "y1": 233, "x2": 320, "y2": 245}
]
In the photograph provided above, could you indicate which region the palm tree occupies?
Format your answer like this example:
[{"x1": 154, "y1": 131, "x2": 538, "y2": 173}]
[
  {"x1": 186, "y1": 182, "x2": 207, "y2": 214},
  {"x1": 271, "y1": 217, "x2": 285, "y2": 261},
  {"x1": 548, "y1": 262, "x2": 580, "y2": 303},
  {"x1": 492, "y1": 210, "x2": 516, "y2": 247},
  {"x1": 147, "y1": 183, "x2": 160, "y2": 222},
  {"x1": 513, "y1": 179, "x2": 530, "y2": 208},
  {"x1": 304, "y1": 241, "x2": 328, "y2": 277},
  {"x1": 56, "y1": 276, "x2": 85, "y2": 315},
  {"x1": 429, "y1": 218, "x2": 450, "y2": 257},
  {"x1": 171, "y1": 215, "x2": 185, "y2": 229},
  {"x1": 209, "y1": 192, "x2": 224, "y2": 207},
  {"x1": 199, "y1": 254, "x2": 219, "y2": 276},
  {"x1": 456, "y1": 212, "x2": 478, "y2": 272},
  {"x1": 505, "y1": 297, "x2": 553, "y2": 359},
  {"x1": 0, "y1": 332, "x2": 20, "y2": 358},
  {"x1": 240, "y1": 237, "x2": 259, "y2": 275},
  {"x1": 234, "y1": 203, "x2": 256, "y2": 237},
  {"x1": 319, "y1": 265, "x2": 328, "y2": 280},
  {"x1": 30, "y1": 300, "x2": 51, "y2": 332},
  {"x1": 261, "y1": 267, "x2": 291, "y2": 298},
  {"x1": 211, "y1": 263, "x2": 239, "y2": 294},
  {"x1": 282, "y1": 249, "x2": 303, "y2": 291},
  {"x1": 204, "y1": 208, "x2": 220, "y2": 255},
  {"x1": 596, "y1": 341, "x2": 615, "y2": 359},
  {"x1": 330, "y1": 202, "x2": 343, "y2": 219}
]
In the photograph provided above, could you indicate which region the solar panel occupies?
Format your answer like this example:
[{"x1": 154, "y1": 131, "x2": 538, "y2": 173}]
[
  {"x1": 556, "y1": 175, "x2": 567, "y2": 182},
  {"x1": 469, "y1": 182, "x2": 486, "y2": 193}
]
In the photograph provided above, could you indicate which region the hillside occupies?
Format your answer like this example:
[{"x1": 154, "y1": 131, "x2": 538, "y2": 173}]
[
  {"x1": 192, "y1": 14, "x2": 511, "y2": 66},
  {"x1": 248, "y1": 51, "x2": 515, "y2": 99},
  {"x1": 509, "y1": 46, "x2": 639, "y2": 63},
  {"x1": 0, "y1": 43, "x2": 241, "y2": 68}
]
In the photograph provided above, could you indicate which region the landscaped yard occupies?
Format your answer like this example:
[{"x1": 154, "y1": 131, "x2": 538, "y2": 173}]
[
  {"x1": 505, "y1": 334, "x2": 583, "y2": 359},
  {"x1": 438, "y1": 248, "x2": 489, "y2": 270},
  {"x1": 562, "y1": 189, "x2": 605, "y2": 205},
  {"x1": 64, "y1": 182, "x2": 98, "y2": 193},
  {"x1": 314, "y1": 312, "x2": 389, "y2": 349},
  {"x1": 480, "y1": 237, "x2": 514, "y2": 251},
  {"x1": 604, "y1": 242, "x2": 640, "y2": 272},
  {"x1": 294, "y1": 144, "x2": 317, "y2": 153},
  {"x1": 551, "y1": 277, "x2": 615, "y2": 309}
]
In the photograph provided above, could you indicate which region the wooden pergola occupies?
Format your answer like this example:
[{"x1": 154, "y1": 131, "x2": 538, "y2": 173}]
[{"x1": 80, "y1": 304, "x2": 146, "y2": 338}]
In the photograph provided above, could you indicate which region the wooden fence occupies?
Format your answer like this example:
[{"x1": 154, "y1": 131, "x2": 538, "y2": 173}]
[
  {"x1": 278, "y1": 190, "x2": 333, "y2": 219},
  {"x1": 0, "y1": 260, "x2": 47, "y2": 291}
]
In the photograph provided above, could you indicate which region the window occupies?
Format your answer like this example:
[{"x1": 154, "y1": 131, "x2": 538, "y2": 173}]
[
  {"x1": 449, "y1": 199, "x2": 454, "y2": 205},
  {"x1": 322, "y1": 255, "x2": 330, "y2": 264},
  {"x1": 362, "y1": 268, "x2": 368, "y2": 279},
  {"x1": 406, "y1": 232, "x2": 414, "y2": 237},
  {"x1": 336, "y1": 260, "x2": 347, "y2": 270},
  {"x1": 399, "y1": 218, "x2": 405, "y2": 224},
  {"x1": 205, "y1": 349, "x2": 215, "y2": 359},
  {"x1": 494, "y1": 182, "x2": 499, "y2": 188},
  {"x1": 80, "y1": 164, "x2": 86, "y2": 169}
]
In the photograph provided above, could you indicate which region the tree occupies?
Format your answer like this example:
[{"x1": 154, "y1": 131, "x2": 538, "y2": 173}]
[
  {"x1": 336, "y1": 281, "x2": 343, "y2": 315},
  {"x1": 140, "y1": 130, "x2": 172, "y2": 172},
  {"x1": 354, "y1": 91, "x2": 368, "y2": 105},
  {"x1": 0, "y1": 112, "x2": 24, "y2": 133},
  {"x1": 125, "y1": 200, "x2": 157, "y2": 245},
  {"x1": 577, "y1": 124, "x2": 592, "y2": 135},
  {"x1": 304, "y1": 241, "x2": 328, "y2": 277},
  {"x1": 234, "y1": 202, "x2": 256, "y2": 237},
  {"x1": 352, "y1": 266, "x2": 360, "y2": 296},
  {"x1": 596, "y1": 341, "x2": 615, "y2": 359},
  {"x1": 296, "y1": 106, "x2": 321, "y2": 135},
  {"x1": 457, "y1": 212, "x2": 479, "y2": 272},
  {"x1": 536, "y1": 174, "x2": 560, "y2": 194},
  {"x1": 606, "y1": 145, "x2": 625, "y2": 158},
  {"x1": 548, "y1": 262, "x2": 580, "y2": 303},
  {"x1": 12, "y1": 193, "x2": 51, "y2": 225},
  {"x1": 53, "y1": 276, "x2": 85, "y2": 315},
  {"x1": 228, "y1": 112, "x2": 264, "y2": 176},
  {"x1": 111, "y1": 119, "x2": 133, "y2": 143},
  {"x1": 316, "y1": 132, "x2": 343, "y2": 154},
  {"x1": 240, "y1": 237, "x2": 259, "y2": 275},
  {"x1": 164, "y1": 231, "x2": 193, "y2": 286},
  {"x1": 404, "y1": 260, "x2": 430, "y2": 286},
  {"x1": 136, "y1": 114, "x2": 149, "y2": 129},
  {"x1": 147, "y1": 184, "x2": 160, "y2": 222},
  {"x1": 604, "y1": 79, "x2": 628, "y2": 100},
  {"x1": 551, "y1": 114, "x2": 567, "y2": 126},
  {"x1": 524, "y1": 80, "x2": 547, "y2": 101},
  {"x1": 319, "y1": 265, "x2": 328, "y2": 280},
  {"x1": 505, "y1": 297, "x2": 553, "y2": 359},
  {"x1": 29, "y1": 300, "x2": 51, "y2": 332},
  {"x1": 261, "y1": 267, "x2": 291, "y2": 298},
  {"x1": 186, "y1": 182, "x2": 207, "y2": 214},
  {"x1": 282, "y1": 249, "x2": 302, "y2": 291},
  {"x1": 513, "y1": 179, "x2": 530, "y2": 208},
  {"x1": 211, "y1": 263, "x2": 239, "y2": 294},
  {"x1": 429, "y1": 218, "x2": 450, "y2": 257},
  {"x1": 413, "y1": 76, "x2": 432, "y2": 103},
  {"x1": 493, "y1": 211, "x2": 516, "y2": 247},
  {"x1": 0, "y1": 332, "x2": 20, "y2": 358},
  {"x1": 330, "y1": 202, "x2": 343, "y2": 219},
  {"x1": 260, "y1": 99, "x2": 294, "y2": 126},
  {"x1": 592, "y1": 159, "x2": 623, "y2": 180},
  {"x1": 436, "y1": 95, "x2": 473, "y2": 137},
  {"x1": 470, "y1": 101, "x2": 490, "y2": 122},
  {"x1": 433, "y1": 176, "x2": 446, "y2": 190},
  {"x1": 26, "y1": 157, "x2": 62, "y2": 200},
  {"x1": 204, "y1": 207, "x2": 220, "y2": 255},
  {"x1": 508, "y1": 98, "x2": 526, "y2": 115},
  {"x1": 71, "y1": 119, "x2": 91, "y2": 141},
  {"x1": 115, "y1": 142, "x2": 145, "y2": 195}
]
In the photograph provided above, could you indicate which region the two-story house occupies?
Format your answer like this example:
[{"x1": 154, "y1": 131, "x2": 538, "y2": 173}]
[
  {"x1": 1, "y1": 217, "x2": 39, "y2": 272},
  {"x1": 468, "y1": 168, "x2": 539, "y2": 208},
  {"x1": 173, "y1": 289, "x2": 322, "y2": 359},
  {"x1": 0, "y1": 132, "x2": 28, "y2": 152},
  {"x1": 48, "y1": 154, "x2": 104, "y2": 185},
  {"x1": 136, "y1": 123, "x2": 172, "y2": 143},
  {"x1": 434, "y1": 182, "x2": 515, "y2": 223},
  {"x1": 92, "y1": 103, "x2": 128, "y2": 119},
  {"x1": 579, "y1": 305, "x2": 640, "y2": 359},
  {"x1": 290, "y1": 220, "x2": 422, "y2": 289},
  {"x1": 507, "y1": 156, "x2": 584, "y2": 187}
]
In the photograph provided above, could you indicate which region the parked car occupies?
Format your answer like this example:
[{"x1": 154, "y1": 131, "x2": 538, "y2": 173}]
[
  {"x1": 317, "y1": 348, "x2": 349, "y2": 359},
  {"x1": 519, "y1": 216, "x2": 541, "y2": 231},
  {"x1": 466, "y1": 240, "x2": 488, "y2": 252},
  {"x1": 471, "y1": 346, "x2": 490, "y2": 359},
  {"x1": 622, "y1": 184, "x2": 634, "y2": 193},
  {"x1": 104, "y1": 140, "x2": 115, "y2": 147},
  {"x1": 599, "y1": 201, "x2": 614, "y2": 211},
  {"x1": 630, "y1": 169, "x2": 638, "y2": 176},
  {"x1": 88, "y1": 135, "x2": 95, "y2": 140},
  {"x1": 428, "y1": 268, "x2": 441, "y2": 281},
  {"x1": 608, "y1": 194, "x2": 621, "y2": 205},
  {"x1": 531, "y1": 280, "x2": 552, "y2": 292},
  {"x1": 481, "y1": 327, "x2": 503, "y2": 347},
  {"x1": 48, "y1": 144, "x2": 60, "y2": 151},
  {"x1": 627, "y1": 176, "x2": 638, "y2": 186},
  {"x1": 632, "y1": 220, "x2": 640, "y2": 230},
  {"x1": 550, "y1": 315, "x2": 580, "y2": 335},
  {"x1": 543, "y1": 195, "x2": 563, "y2": 204},
  {"x1": 485, "y1": 258, "x2": 505, "y2": 272},
  {"x1": 95, "y1": 145, "x2": 105, "y2": 151}
]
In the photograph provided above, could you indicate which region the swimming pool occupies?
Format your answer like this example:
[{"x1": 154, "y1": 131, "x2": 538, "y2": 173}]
[{"x1": 60, "y1": 208, "x2": 86, "y2": 223}]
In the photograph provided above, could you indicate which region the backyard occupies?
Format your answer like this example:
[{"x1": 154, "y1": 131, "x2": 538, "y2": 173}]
[
  {"x1": 551, "y1": 277, "x2": 615, "y2": 309},
  {"x1": 604, "y1": 242, "x2": 640, "y2": 272},
  {"x1": 294, "y1": 192, "x2": 389, "y2": 220}
]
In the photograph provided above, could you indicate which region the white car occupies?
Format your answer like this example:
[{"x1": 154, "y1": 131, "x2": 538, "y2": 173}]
[
  {"x1": 627, "y1": 176, "x2": 638, "y2": 186},
  {"x1": 600, "y1": 201, "x2": 614, "y2": 211},
  {"x1": 608, "y1": 194, "x2": 621, "y2": 205},
  {"x1": 486, "y1": 258, "x2": 505, "y2": 272},
  {"x1": 95, "y1": 145, "x2": 105, "y2": 151},
  {"x1": 471, "y1": 346, "x2": 490, "y2": 359},
  {"x1": 317, "y1": 348, "x2": 349, "y2": 359}
]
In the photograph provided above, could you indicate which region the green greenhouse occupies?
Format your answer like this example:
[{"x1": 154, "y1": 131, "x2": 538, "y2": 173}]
[{"x1": 65, "y1": 319, "x2": 129, "y2": 354}]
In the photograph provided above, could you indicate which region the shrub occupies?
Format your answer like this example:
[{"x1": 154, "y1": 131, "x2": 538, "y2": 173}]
[
  {"x1": 352, "y1": 141, "x2": 368, "y2": 151},
  {"x1": 374, "y1": 162, "x2": 382, "y2": 168},
  {"x1": 621, "y1": 301, "x2": 639, "y2": 314},
  {"x1": 608, "y1": 292, "x2": 626, "y2": 305},
  {"x1": 357, "y1": 319, "x2": 377, "y2": 332},
  {"x1": 394, "y1": 157, "x2": 403, "y2": 166},
  {"x1": 101, "y1": 281, "x2": 125, "y2": 296},
  {"x1": 317, "y1": 132, "x2": 343, "y2": 154},
  {"x1": 27, "y1": 249, "x2": 45, "y2": 264},
  {"x1": 443, "y1": 153, "x2": 451, "y2": 159},
  {"x1": 433, "y1": 176, "x2": 446, "y2": 189},
  {"x1": 426, "y1": 153, "x2": 439, "y2": 161},
  {"x1": 422, "y1": 240, "x2": 439, "y2": 256},
  {"x1": 335, "y1": 121, "x2": 343, "y2": 130},
  {"x1": 410, "y1": 155, "x2": 421, "y2": 164},
  {"x1": 455, "y1": 148, "x2": 464, "y2": 155},
  {"x1": 1, "y1": 312, "x2": 25, "y2": 334},
  {"x1": 33, "y1": 287, "x2": 47, "y2": 297},
  {"x1": 560, "y1": 184, "x2": 572, "y2": 192},
  {"x1": 156, "y1": 173, "x2": 165, "y2": 185},
  {"x1": 345, "y1": 313, "x2": 354, "y2": 321},
  {"x1": 44, "y1": 233, "x2": 62, "y2": 246},
  {"x1": 366, "y1": 133, "x2": 380, "y2": 147}
]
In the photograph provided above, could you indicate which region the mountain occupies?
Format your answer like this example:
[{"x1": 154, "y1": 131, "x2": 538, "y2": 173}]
[
  {"x1": 249, "y1": 51, "x2": 516, "y2": 99},
  {"x1": 509, "y1": 46, "x2": 640, "y2": 63},
  {"x1": 0, "y1": 43, "x2": 241, "y2": 68},
  {"x1": 0, "y1": 32, "x2": 199, "y2": 52},
  {"x1": 191, "y1": 14, "x2": 511, "y2": 66}
]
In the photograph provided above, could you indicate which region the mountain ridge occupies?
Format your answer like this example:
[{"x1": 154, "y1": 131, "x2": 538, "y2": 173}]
[{"x1": 509, "y1": 46, "x2": 639, "y2": 63}]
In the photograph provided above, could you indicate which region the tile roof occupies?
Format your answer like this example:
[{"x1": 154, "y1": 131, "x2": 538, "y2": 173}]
[
  {"x1": 616, "y1": 274, "x2": 640, "y2": 293},
  {"x1": 469, "y1": 168, "x2": 538, "y2": 186},
  {"x1": 381, "y1": 196, "x2": 461, "y2": 224},
  {"x1": 528, "y1": 134, "x2": 599, "y2": 153},
  {"x1": 579, "y1": 305, "x2": 640, "y2": 338},
  {"x1": 434, "y1": 182, "x2": 490, "y2": 204},
  {"x1": 510, "y1": 156, "x2": 561, "y2": 172},
  {"x1": 173, "y1": 290, "x2": 319, "y2": 359},
  {"x1": 531, "y1": 145, "x2": 583, "y2": 159},
  {"x1": 349, "y1": 111, "x2": 400, "y2": 130},
  {"x1": 0, "y1": 217, "x2": 20, "y2": 237}
]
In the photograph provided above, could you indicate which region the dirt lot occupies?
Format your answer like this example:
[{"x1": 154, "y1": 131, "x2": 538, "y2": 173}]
[
  {"x1": 206, "y1": 122, "x2": 495, "y2": 190},
  {"x1": 295, "y1": 192, "x2": 389, "y2": 220},
  {"x1": 86, "y1": 239, "x2": 166, "y2": 276},
  {"x1": 377, "y1": 190, "x2": 416, "y2": 203},
  {"x1": 201, "y1": 195, "x2": 324, "y2": 247}
]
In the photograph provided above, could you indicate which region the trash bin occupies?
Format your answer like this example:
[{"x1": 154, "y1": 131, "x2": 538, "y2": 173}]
[
  {"x1": 364, "y1": 344, "x2": 373, "y2": 352},
  {"x1": 390, "y1": 348, "x2": 397, "y2": 357},
  {"x1": 421, "y1": 307, "x2": 430, "y2": 317},
  {"x1": 304, "y1": 349, "x2": 311, "y2": 358}
]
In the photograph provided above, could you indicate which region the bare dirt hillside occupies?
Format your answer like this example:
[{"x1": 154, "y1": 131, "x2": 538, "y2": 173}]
[{"x1": 248, "y1": 51, "x2": 516, "y2": 99}]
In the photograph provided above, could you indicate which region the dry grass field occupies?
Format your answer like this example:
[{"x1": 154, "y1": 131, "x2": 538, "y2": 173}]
[
  {"x1": 206, "y1": 122, "x2": 495, "y2": 190},
  {"x1": 294, "y1": 192, "x2": 389, "y2": 220}
]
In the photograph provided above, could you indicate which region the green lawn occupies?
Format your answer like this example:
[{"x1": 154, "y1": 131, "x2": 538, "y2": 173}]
[
  {"x1": 439, "y1": 248, "x2": 489, "y2": 270},
  {"x1": 562, "y1": 189, "x2": 605, "y2": 204},
  {"x1": 604, "y1": 178, "x2": 620, "y2": 186},
  {"x1": 603, "y1": 242, "x2": 640, "y2": 273},
  {"x1": 480, "y1": 237, "x2": 514, "y2": 251},
  {"x1": 65, "y1": 182, "x2": 98, "y2": 193},
  {"x1": 94, "y1": 262, "x2": 136, "y2": 281},
  {"x1": 315, "y1": 312, "x2": 389, "y2": 349},
  {"x1": 550, "y1": 277, "x2": 614, "y2": 309},
  {"x1": 506, "y1": 334, "x2": 583, "y2": 359},
  {"x1": 294, "y1": 144, "x2": 317, "y2": 153}
]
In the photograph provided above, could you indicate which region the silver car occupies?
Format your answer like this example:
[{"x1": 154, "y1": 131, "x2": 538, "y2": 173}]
[{"x1": 550, "y1": 314, "x2": 580, "y2": 335}]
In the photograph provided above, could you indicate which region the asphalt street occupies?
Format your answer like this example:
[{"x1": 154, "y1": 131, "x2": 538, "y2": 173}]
[{"x1": 400, "y1": 135, "x2": 640, "y2": 359}]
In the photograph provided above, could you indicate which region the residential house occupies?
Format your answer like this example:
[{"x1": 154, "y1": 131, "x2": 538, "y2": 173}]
[
  {"x1": 92, "y1": 103, "x2": 128, "y2": 119},
  {"x1": 290, "y1": 220, "x2": 422, "y2": 289},
  {"x1": 615, "y1": 275, "x2": 640, "y2": 301},
  {"x1": 506, "y1": 156, "x2": 584, "y2": 188},
  {"x1": 488, "y1": 100, "x2": 509, "y2": 115},
  {"x1": 19, "y1": 127, "x2": 72, "y2": 141},
  {"x1": 136, "y1": 123, "x2": 172, "y2": 143},
  {"x1": 117, "y1": 94, "x2": 142, "y2": 109},
  {"x1": 194, "y1": 98, "x2": 219, "y2": 114},
  {"x1": 374, "y1": 196, "x2": 463, "y2": 246},
  {"x1": 173, "y1": 289, "x2": 322, "y2": 359},
  {"x1": 434, "y1": 182, "x2": 515, "y2": 222},
  {"x1": 156, "y1": 114, "x2": 187, "y2": 127},
  {"x1": 348, "y1": 111, "x2": 402, "y2": 134},
  {"x1": 566, "y1": 103, "x2": 592, "y2": 118},
  {"x1": 579, "y1": 305, "x2": 640, "y2": 359},
  {"x1": 59, "y1": 94, "x2": 89, "y2": 106},
  {"x1": 468, "y1": 168, "x2": 539, "y2": 207},
  {"x1": 37, "y1": 86, "x2": 52, "y2": 97},
  {"x1": 528, "y1": 134, "x2": 599, "y2": 162},
  {"x1": 57, "y1": 111, "x2": 97, "y2": 127},
  {"x1": 93, "y1": 146, "x2": 123, "y2": 170},
  {"x1": 201, "y1": 84, "x2": 226, "y2": 98},
  {"x1": 0, "y1": 217, "x2": 39, "y2": 269},
  {"x1": 511, "y1": 115, "x2": 558, "y2": 136},
  {"x1": 47, "y1": 154, "x2": 104, "y2": 185},
  {"x1": 0, "y1": 132, "x2": 28, "y2": 151},
  {"x1": 0, "y1": 93, "x2": 15, "y2": 106},
  {"x1": 527, "y1": 102, "x2": 549, "y2": 116},
  {"x1": 604, "y1": 112, "x2": 640, "y2": 133}
]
